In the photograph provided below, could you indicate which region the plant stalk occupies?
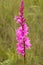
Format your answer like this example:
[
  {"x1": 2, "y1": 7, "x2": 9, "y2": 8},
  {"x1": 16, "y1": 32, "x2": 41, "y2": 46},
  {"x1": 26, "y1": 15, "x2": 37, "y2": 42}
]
[{"x1": 24, "y1": 41, "x2": 26, "y2": 65}]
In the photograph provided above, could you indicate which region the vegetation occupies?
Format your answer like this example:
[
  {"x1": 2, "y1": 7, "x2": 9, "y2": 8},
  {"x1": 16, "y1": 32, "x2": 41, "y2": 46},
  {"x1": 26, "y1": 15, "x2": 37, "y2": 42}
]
[{"x1": 0, "y1": 0, "x2": 43, "y2": 65}]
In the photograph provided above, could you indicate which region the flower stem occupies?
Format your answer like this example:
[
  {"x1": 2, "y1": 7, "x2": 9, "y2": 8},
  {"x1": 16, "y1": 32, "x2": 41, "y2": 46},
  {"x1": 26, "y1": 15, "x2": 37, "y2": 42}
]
[{"x1": 24, "y1": 41, "x2": 26, "y2": 65}]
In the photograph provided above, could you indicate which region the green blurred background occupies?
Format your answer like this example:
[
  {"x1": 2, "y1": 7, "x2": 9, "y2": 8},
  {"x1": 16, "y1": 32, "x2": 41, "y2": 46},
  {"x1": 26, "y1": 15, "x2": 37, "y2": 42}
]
[{"x1": 0, "y1": 0, "x2": 43, "y2": 65}]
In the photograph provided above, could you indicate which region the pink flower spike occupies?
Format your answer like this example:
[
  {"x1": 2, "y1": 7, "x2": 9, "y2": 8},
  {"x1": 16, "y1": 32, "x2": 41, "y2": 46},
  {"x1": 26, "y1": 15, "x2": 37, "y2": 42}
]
[{"x1": 14, "y1": 0, "x2": 32, "y2": 56}]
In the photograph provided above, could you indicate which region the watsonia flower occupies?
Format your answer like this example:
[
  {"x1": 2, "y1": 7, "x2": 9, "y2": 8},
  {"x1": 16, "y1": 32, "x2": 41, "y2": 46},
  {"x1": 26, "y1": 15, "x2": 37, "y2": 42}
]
[{"x1": 14, "y1": 0, "x2": 31, "y2": 56}]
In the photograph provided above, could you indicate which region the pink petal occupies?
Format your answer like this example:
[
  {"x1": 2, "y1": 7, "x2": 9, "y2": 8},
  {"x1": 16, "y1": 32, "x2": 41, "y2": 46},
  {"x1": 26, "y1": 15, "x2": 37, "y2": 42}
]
[
  {"x1": 17, "y1": 19, "x2": 21, "y2": 23},
  {"x1": 14, "y1": 16, "x2": 18, "y2": 20}
]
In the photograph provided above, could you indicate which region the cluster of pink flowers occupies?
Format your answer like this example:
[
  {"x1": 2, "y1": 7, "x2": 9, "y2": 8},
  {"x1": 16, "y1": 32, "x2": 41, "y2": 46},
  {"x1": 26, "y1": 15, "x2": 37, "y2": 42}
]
[{"x1": 14, "y1": 0, "x2": 31, "y2": 56}]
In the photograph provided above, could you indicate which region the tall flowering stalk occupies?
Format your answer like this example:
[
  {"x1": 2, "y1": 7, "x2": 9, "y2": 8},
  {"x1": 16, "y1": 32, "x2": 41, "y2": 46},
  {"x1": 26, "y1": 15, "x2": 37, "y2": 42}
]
[{"x1": 14, "y1": 0, "x2": 31, "y2": 65}]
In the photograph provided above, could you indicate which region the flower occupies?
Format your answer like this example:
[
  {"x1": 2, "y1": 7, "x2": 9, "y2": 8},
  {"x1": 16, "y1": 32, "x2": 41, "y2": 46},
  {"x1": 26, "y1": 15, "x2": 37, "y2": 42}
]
[
  {"x1": 14, "y1": 16, "x2": 18, "y2": 20},
  {"x1": 17, "y1": 42, "x2": 24, "y2": 55},
  {"x1": 14, "y1": 0, "x2": 32, "y2": 56},
  {"x1": 24, "y1": 37, "x2": 32, "y2": 49}
]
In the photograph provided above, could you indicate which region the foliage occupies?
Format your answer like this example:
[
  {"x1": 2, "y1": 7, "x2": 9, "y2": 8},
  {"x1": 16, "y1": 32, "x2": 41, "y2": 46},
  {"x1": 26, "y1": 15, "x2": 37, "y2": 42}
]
[{"x1": 0, "y1": 0, "x2": 43, "y2": 65}]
